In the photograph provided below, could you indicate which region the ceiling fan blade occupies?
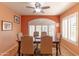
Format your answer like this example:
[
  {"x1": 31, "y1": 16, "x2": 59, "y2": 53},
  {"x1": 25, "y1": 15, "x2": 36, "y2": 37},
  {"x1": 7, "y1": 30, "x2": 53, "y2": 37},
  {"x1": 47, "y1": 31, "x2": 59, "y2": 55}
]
[
  {"x1": 26, "y1": 6, "x2": 34, "y2": 9},
  {"x1": 41, "y1": 6, "x2": 50, "y2": 9}
]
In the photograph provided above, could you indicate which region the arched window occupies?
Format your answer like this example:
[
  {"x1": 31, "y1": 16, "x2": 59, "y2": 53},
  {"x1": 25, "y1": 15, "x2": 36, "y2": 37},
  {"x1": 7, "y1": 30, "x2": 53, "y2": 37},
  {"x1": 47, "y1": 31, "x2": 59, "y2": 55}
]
[{"x1": 28, "y1": 18, "x2": 57, "y2": 41}]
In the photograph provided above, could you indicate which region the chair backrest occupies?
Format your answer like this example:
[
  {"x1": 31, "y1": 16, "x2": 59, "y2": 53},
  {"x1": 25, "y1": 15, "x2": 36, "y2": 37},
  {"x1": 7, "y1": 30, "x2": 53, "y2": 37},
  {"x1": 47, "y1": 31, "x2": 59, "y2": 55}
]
[
  {"x1": 40, "y1": 36, "x2": 53, "y2": 55},
  {"x1": 56, "y1": 33, "x2": 62, "y2": 43},
  {"x1": 17, "y1": 32, "x2": 23, "y2": 41},
  {"x1": 41, "y1": 32, "x2": 47, "y2": 38},
  {"x1": 34, "y1": 31, "x2": 39, "y2": 38},
  {"x1": 20, "y1": 36, "x2": 34, "y2": 55}
]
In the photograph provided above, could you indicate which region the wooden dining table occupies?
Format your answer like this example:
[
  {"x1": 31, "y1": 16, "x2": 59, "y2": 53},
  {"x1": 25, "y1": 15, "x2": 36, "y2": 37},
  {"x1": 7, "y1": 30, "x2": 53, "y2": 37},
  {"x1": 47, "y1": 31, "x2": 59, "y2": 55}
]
[{"x1": 17, "y1": 38, "x2": 60, "y2": 56}]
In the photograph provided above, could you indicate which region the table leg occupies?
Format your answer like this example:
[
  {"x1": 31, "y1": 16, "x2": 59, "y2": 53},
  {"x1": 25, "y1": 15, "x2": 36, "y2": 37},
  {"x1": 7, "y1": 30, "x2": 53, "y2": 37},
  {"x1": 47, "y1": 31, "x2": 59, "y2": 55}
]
[{"x1": 56, "y1": 43, "x2": 58, "y2": 56}]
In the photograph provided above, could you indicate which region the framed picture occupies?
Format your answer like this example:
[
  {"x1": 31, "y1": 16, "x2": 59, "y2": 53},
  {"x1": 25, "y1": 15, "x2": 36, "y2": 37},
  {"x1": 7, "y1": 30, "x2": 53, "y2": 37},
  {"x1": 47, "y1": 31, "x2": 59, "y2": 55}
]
[
  {"x1": 1, "y1": 21, "x2": 12, "y2": 31},
  {"x1": 14, "y1": 15, "x2": 20, "y2": 24}
]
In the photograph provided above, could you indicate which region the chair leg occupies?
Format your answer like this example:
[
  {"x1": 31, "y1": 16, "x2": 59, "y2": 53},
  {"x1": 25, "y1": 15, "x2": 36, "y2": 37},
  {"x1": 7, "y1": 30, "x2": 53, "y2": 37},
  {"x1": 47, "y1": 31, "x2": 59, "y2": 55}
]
[
  {"x1": 59, "y1": 44, "x2": 61, "y2": 55},
  {"x1": 22, "y1": 54, "x2": 23, "y2": 56},
  {"x1": 59, "y1": 48, "x2": 61, "y2": 55}
]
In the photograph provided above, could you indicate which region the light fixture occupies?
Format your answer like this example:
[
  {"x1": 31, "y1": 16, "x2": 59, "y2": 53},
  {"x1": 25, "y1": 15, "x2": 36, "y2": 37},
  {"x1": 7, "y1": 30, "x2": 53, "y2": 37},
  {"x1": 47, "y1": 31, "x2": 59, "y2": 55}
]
[
  {"x1": 26, "y1": 2, "x2": 50, "y2": 13},
  {"x1": 34, "y1": 7, "x2": 42, "y2": 13}
]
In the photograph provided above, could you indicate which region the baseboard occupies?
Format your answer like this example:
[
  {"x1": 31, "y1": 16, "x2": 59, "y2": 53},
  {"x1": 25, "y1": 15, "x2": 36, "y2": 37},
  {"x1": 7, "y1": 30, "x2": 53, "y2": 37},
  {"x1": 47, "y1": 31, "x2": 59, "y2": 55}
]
[
  {"x1": 62, "y1": 45, "x2": 79, "y2": 56},
  {"x1": 0, "y1": 44, "x2": 18, "y2": 56}
]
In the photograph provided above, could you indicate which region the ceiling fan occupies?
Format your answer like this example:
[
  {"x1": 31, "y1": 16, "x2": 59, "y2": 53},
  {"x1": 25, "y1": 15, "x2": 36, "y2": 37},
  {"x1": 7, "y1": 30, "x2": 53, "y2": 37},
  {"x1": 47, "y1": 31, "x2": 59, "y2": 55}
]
[{"x1": 26, "y1": 2, "x2": 50, "y2": 13}]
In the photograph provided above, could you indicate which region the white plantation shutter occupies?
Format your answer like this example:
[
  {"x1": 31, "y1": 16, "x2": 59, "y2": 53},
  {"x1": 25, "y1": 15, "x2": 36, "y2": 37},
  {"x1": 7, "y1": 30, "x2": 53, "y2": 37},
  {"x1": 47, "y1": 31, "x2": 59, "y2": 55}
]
[{"x1": 61, "y1": 12, "x2": 78, "y2": 45}]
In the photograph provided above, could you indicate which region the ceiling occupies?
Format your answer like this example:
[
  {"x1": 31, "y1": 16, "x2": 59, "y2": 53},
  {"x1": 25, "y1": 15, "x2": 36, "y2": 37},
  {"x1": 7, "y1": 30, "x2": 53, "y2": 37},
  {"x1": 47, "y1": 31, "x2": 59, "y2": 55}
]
[{"x1": 2, "y1": 2, "x2": 77, "y2": 15}]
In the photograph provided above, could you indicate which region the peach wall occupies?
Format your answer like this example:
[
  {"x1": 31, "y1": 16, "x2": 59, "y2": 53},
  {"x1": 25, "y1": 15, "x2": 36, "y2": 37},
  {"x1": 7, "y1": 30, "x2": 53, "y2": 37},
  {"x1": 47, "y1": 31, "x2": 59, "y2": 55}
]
[
  {"x1": 60, "y1": 3, "x2": 79, "y2": 55},
  {"x1": 21, "y1": 15, "x2": 60, "y2": 35},
  {"x1": 0, "y1": 3, "x2": 21, "y2": 54}
]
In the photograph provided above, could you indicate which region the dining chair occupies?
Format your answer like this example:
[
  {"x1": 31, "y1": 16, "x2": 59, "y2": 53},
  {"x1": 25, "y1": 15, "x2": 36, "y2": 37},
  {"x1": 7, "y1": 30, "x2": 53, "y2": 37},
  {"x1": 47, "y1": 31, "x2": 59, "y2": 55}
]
[
  {"x1": 34, "y1": 31, "x2": 39, "y2": 39},
  {"x1": 53, "y1": 33, "x2": 62, "y2": 55},
  {"x1": 20, "y1": 36, "x2": 34, "y2": 56},
  {"x1": 33, "y1": 31, "x2": 40, "y2": 54},
  {"x1": 57, "y1": 33, "x2": 62, "y2": 55},
  {"x1": 17, "y1": 32, "x2": 23, "y2": 56},
  {"x1": 40, "y1": 36, "x2": 53, "y2": 56},
  {"x1": 17, "y1": 32, "x2": 23, "y2": 41}
]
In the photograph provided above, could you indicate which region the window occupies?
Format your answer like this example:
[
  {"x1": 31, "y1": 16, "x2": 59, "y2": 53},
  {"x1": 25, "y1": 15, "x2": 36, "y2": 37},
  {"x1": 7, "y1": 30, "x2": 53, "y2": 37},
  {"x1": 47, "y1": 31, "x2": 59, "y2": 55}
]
[
  {"x1": 48, "y1": 25, "x2": 55, "y2": 40},
  {"x1": 61, "y1": 12, "x2": 78, "y2": 45},
  {"x1": 42, "y1": 25, "x2": 48, "y2": 34},
  {"x1": 69, "y1": 13, "x2": 78, "y2": 42},
  {"x1": 29, "y1": 25, "x2": 56, "y2": 41},
  {"x1": 29, "y1": 25, "x2": 35, "y2": 36},
  {"x1": 62, "y1": 18, "x2": 68, "y2": 39},
  {"x1": 36, "y1": 25, "x2": 41, "y2": 37}
]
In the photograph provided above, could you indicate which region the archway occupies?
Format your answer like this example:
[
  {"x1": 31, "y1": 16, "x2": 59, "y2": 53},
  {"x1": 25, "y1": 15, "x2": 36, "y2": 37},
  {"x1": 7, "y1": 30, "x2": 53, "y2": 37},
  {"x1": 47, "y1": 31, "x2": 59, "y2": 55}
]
[{"x1": 28, "y1": 18, "x2": 57, "y2": 41}]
